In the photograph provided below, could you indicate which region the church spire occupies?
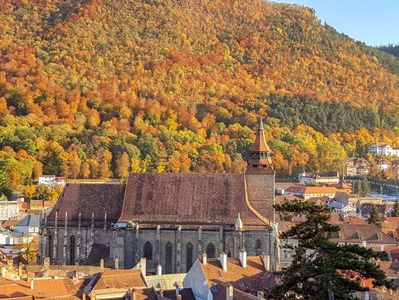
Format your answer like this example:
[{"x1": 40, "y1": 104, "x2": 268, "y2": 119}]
[{"x1": 247, "y1": 117, "x2": 274, "y2": 172}]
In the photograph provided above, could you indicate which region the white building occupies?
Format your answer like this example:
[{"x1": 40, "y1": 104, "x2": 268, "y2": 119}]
[
  {"x1": 38, "y1": 175, "x2": 66, "y2": 186},
  {"x1": 370, "y1": 143, "x2": 399, "y2": 157},
  {"x1": 0, "y1": 200, "x2": 20, "y2": 221},
  {"x1": 298, "y1": 172, "x2": 340, "y2": 185}
]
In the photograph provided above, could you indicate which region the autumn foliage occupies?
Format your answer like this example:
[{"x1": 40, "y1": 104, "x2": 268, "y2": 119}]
[{"x1": 0, "y1": 0, "x2": 399, "y2": 195}]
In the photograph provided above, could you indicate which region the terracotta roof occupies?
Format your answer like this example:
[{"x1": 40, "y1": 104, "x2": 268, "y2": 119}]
[
  {"x1": 91, "y1": 269, "x2": 146, "y2": 291},
  {"x1": 332, "y1": 224, "x2": 397, "y2": 244},
  {"x1": 48, "y1": 184, "x2": 125, "y2": 222},
  {"x1": 285, "y1": 185, "x2": 337, "y2": 195},
  {"x1": 342, "y1": 216, "x2": 367, "y2": 225},
  {"x1": 119, "y1": 173, "x2": 268, "y2": 227},
  {"x1": 201, "y1": 256, "x2": 279, "y2": 294},
  {"x1": 30, "y1": 278, "x2": 83, "y2": 298},
  {"x1": 0, "y1": 279, "x2": 32, "y2": 299},
  {"x1": 1, "y1": 219, "x2": 20, "y2": 229}
]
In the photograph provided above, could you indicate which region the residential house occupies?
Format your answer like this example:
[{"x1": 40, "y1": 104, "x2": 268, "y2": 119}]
[
  {"x1": 331, "y1": 224, "x2": 398, "y2": 250},
  {"x1": 38, "y1": 175, "x2": 66, "y2": 187},
  {"x1": 359, "y1": 203, "x2": 394, "y2": 219},
  {"x1": 183, "y1": 253, "x2": 279, "y2": 300},
  {"x1": 377, "y1": 159, "x2": 390, "y2": 172},
  {"x1": 345, "y1": 157, "x2": 371, "y2": 177},
  {"x1": 334, "y1": 191, "x2": 359, "y2": 207},
  {"x1": 298, "y1": 171, "x2": 340, "y2": 185},
  {"x1": 0, "y1": 200, "x2": 20, "y2": 222},
  {"x1": 285, "y1": 185, "x2": 337, "y2": 201},
  {"x1": 29, "y1": 200, "x2": 55, "y2": 214},
  {"x1": 370, "y1": 143, "x2": 399, "y2": 157},
  {"x1": 327, "y1": 201, "x2": 357, "y2": 217},
  {"x1": 14, "y1": 215, "x2": 40, "y2": 234}
]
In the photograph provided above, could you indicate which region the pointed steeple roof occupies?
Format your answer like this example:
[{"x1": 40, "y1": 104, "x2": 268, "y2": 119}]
[{"x1": 250, "y1": 117, "x2": 272, "y2": 153}]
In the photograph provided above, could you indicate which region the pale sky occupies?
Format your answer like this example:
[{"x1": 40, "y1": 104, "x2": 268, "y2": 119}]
[{"x1": 273, "y1": 0, "x2": 398, "y2": 46}]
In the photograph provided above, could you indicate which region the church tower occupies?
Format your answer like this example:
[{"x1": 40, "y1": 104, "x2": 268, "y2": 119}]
[
  {"x1": 245, "y1": 117, "x2": 275, "y2": 223},
  {"x1": 247, "y1": 118, "x2": 274, "y2": 173}
]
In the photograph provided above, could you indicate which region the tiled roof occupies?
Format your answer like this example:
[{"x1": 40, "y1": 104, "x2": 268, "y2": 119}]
[
  {"x1": 90, "y1": 269, "x2": 147, "y2": 295},
  {"x1": 332, "y1": 224, "x2": 397, "y2": 244},
  {"x1": 119, "y1": 173, "x2": 268, "y2": 227},
  {"x1": 48, "y1": 184, "x2": 125, "y2": 222},
  {"x1": 16, "y1": 215, "x2": 40, "y2": 228},
  {"x1": 31, "y1": 278, "x2": 83, "y2": 298},
  {"x1": 0, "y1": 279, "x2": 32, "y2": 299},
  {"x1": 201, "y1": 256, "x2": 279, "y2": 294}
]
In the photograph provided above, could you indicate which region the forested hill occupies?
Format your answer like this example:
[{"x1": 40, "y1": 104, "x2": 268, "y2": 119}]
[
  {"x1": 378, "y1": 45, "x2": 399, "y2": 58},
  {"x1": 1, "y1": 0, "x2": 399, "y2": 195}
]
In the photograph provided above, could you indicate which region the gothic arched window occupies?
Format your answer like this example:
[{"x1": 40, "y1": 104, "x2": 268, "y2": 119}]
[
  {"x1": 69, "y1": 236, "x2": 76, "y2": 265},
  {"x1": 206, "y1": 243, "x2": 216, "y2": 258},
  {"x1": 143, "y1": 241, "x2": 153, "y2": 261},
  {"x1": 186, "y1": 242, "x2": 194, "y2": 271},
  {"x1": 165, "y1": 242, "x2": 173, "y2": 274}
]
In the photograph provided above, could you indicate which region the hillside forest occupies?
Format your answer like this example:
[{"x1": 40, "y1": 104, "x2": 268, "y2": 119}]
[{"x1": 1, "y1": 0, "x2": 399, "y2": 199}]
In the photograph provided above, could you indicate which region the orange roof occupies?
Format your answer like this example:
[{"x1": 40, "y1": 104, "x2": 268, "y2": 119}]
[
  {"x1": 1, "y1": 219, "x2": 20, "y2": 229},
  {"x1": 0, "y1": 279, "x2": 32, "y2": 299},
  {"x1": 200, "y1": 256, "x2": 279, "y2": 293},
  {"x1": 304, "y1": 187, "x2": 337, "y2": 194},
  {"x1": 343, "y1": 216, "x2": 367, "y2": 225},
  {"x1": 30, "y1": 278, "x2": 83, "y2": 298},
  {"x1": 92, "y1": 269, "x2": 146, "y2": 292}
]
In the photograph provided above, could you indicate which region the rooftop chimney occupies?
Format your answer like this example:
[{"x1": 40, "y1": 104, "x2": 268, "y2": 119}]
[
  {"x1": 139, "y1": 258, "x2": 147, "y2": 276},
  {"x1": 44, "y1": 257, "x2": 50, "y2": 277},
  {"x1": 257, "y1": 291, "x2": 265, "y2": 300},
  {"x1": 262, "y1": 255, "x2": 270, "y2": 271},
  {"x1": 220, "y1": 252, "x2": 227, "y2": 272},
  {"x1": 156, "y1": 264, "x2": 162, "y2": 275},
  {"x1": 0, "y1": 267, "x2": 5, "y2": 279},
  {"x1": 226, "y1": 284, "x2": 233, "y2": 300},
  {"x1": 239, "y1": 250, "x2": 247, "y2": 268},
  {"x1": 202, "y1": 253, "x2": 207, "y2": 265},
  {"x1": 100, "y1": 258, "x2": 104, "y2": 272},
  {"x1": 176, "y1": 295, "x2": 182, "y2": 300},
  {"x1": 30, "y1": 279, "x2": 34, "y2": 290},
  {"x1": 114, "y1": 257, "x2": 119, "y2": 270}
]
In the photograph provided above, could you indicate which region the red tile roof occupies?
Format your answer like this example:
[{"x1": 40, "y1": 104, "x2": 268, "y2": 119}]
[
  {"x1": 201, "y1": 256, "x2": 280, "y2": 294},
  {"x1": 91, "y1": 269, "x2": 146, "y2": 291},
  {"x1": 119, "y1": 173, "x2": 268, "y2": 227}
]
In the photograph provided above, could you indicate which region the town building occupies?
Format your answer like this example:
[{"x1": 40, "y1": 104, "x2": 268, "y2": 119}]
[
  {"x1": 0, "y1": 200, "x2": 19, "y2": 222},
  {"x1": 285, "y1": 185, "x2": 337, "y2": 201},
  {"x1": 183, "y1": 253, "x2": 279, "y2": 300},
  {"x1": 298, "y1": 171, "x2": 340, "y2": 185},
  {"x1": 370, "y1": 143, "x2": 399, "y2": 157},
  {"x1": 38, "y1": 175, "x2": 66, "y2": 187},
  {"x1": 345, "y1": 157, "x2": 371, "y2": 177},
  {"x1": 40, "y1": 119, "x2": 280, "y2": 274}
]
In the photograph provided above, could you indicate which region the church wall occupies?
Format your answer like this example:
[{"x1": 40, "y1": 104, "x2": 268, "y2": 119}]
[{"x1": 42, "y1": 226, "x2": 273, "y2": 274}]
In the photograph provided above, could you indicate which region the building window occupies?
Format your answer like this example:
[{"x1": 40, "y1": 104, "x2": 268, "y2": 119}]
[
  {"x1": 165, "y1": 242, "x2": 173, "y2": 274},
  {"x1": 186, "y1": 242, "x2": 194, "y2": 272},
  {"x1": 143, "y1": 241, "x2": 153, "y2": 261},
  {"x1": 255, "y1": 239, "x2": 262, "y2": 255},
  {"x1": 47, "y1": 235, "x2": 53, "y2": 260},
  {"x1": 69, "y1": 236, "x2": 76, "y2": 265},
  {"x1": 206, "y1": 243, "x2": 216, "y2": 258}
]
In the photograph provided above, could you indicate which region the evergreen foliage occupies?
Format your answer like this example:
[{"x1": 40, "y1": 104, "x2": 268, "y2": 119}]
[
  {"x1": 270, "y1": 201, "x2": 388, "y2": 300},
  {"x1": 368, "y1": 207, "x2": 382, "y2": 228},
  {"x1": 393, "y1": 201, "x2": 399, "y2": 217}
]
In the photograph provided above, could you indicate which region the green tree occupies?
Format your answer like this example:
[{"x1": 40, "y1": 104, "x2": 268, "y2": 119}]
[
  {"x1": 270, "y1": 201, "x2": 388, "y2": 300},
  {"x1": 360, "y1": 177, "x2": 371, "y2": 196},
  {"x1": 353, "y1": 180, "x2": 362, "y2": 195},
  {"x1": 368, "y1": 207, "x2": 382, "y2": 227}
]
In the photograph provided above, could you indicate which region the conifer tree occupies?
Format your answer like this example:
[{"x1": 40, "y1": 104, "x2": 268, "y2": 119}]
[
  {"x1": 269, "y1": 201, "x2": 388, "y2": 300},
  {"x1": 360, "y1": 177, "x2": 371, "y2": 196},
  {"x1": 368, "y1": 207, "x2": 382, "y2": 227}
]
